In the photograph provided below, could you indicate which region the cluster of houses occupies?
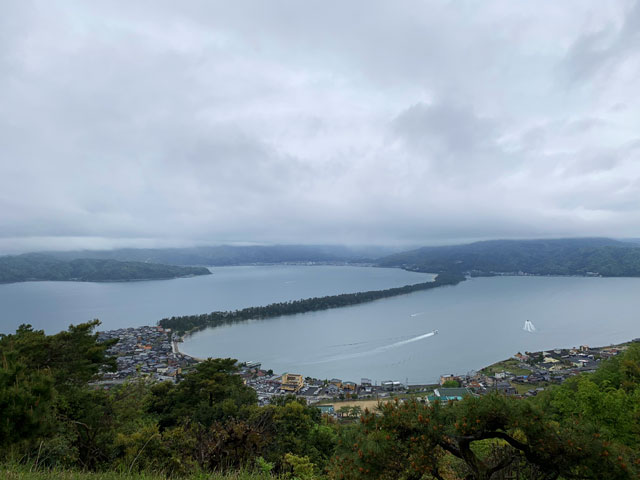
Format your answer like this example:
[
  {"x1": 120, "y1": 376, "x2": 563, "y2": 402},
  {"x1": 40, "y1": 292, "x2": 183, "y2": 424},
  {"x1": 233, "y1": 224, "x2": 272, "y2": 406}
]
[
  {"x1": 96, "y1": 326, "x2": 197, "y2": 385},
  {"x1": 95, "y1": 327, "x2": 637, "y2": 408},
  {"x1": 236, "y1": 363, "x2": 409, "y2": 406},
  {"x1": 305, "y1": 342, "x2": 634, "y2": 417},
  {"x1": 441, "y1": 342, "x2": 634, "y2": 398},
  {"x1": 228, "y1": 341, "x2": 637, "y2": 407}
]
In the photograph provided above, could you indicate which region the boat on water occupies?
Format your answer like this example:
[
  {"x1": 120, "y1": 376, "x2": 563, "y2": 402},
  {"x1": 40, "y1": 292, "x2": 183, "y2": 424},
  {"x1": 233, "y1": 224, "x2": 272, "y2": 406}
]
[{"x1": 523, "y1": 320, "x2": 536, "y2": 332}]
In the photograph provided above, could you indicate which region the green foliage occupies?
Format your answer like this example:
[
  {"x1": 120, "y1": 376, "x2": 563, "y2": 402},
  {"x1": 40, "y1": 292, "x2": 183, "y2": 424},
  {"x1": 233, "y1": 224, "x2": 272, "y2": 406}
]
[
  {"x1": 441, "y1": 379, "x2": 460, "y2": 388},
  {"x1": 3, "y1": 321, "x2": 640, "y2": 479},
  {"x1": 481, "y1": 358, "x2": 530, "y2": 376},
  {"x1": 255, "y1": 457, "x2": 274, "y2": 474},
  {"x1": 0, "y1": 348, "x2": 54, "y2": 447},
  {"x1": 337, "y1": 406, "x2": 361, "y2": 419},
  {"x1": 283, "y1": 453, "x2": 315, "y2": 480},
  {"x1": 0, "y1": 321, "x2": 338, "y2": 476},
  {"x1": 378, "y1": 237, "x2": 640, "y2": 276},
  {"x1": 248, "y1": 397, "x2": 336, "y2": 471},
  {"x1": 537, "y1": 343, "x2": 640, "y2": 451},
  {"x1": 160, "y1": 273, "x2": 465, "y2": 336},
  {"x1": 0, "y1": 254, "x2": 210, "y2": 284},
  {"x1": 147, "y1": 358, "x2": 257, "y2": 429},
  {"x1": 0, "y1": 320, "x2": 116, "y2": 454},
  {"x1": 44, "y1": 244, "x2": 385, "y2": 266},
  {"x1": 331, "y1": 391, "x2": 638, "y2": 479},
  {"x1": 1, "y1": 464, "x2": 292, "y2": 479}
]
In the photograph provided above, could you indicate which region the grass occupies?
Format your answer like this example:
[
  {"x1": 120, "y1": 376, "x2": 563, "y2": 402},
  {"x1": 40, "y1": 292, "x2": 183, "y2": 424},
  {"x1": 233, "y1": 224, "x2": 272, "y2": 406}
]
[
  {"x1": 0, "y1": 466, "x2": 283, "y2": 480},
  {"x1": 480, "y1": 358, "x2": 531, "y2": 376},
  {"x1": 512, "y1": 381, "x2": 549, "y2": 395}
]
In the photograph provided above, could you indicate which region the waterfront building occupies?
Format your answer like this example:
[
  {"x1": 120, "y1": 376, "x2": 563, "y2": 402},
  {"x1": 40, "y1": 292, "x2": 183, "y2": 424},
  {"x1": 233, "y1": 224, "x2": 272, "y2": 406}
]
[
  {"x1": 381, "y1": 380, "x2": 403, "y2": 391},
  {"x1": 245, "y1": 361, "x2": 262, "y2": 370},
  {"x1": 359, "y1": 378, "x2": 373, "y2": 394},
  {"x1": 281, "y1": 373, "x2": 304, "y2": 393}
]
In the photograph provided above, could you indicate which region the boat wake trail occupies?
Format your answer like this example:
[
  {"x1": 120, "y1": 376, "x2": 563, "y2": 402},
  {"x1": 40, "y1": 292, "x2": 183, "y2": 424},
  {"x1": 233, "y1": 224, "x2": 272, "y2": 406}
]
[
  {"x1": 328, "y1": 334, "x2": 414, "y2": 348},
  {"x1": 523, "y1": 320, "x2": 536, "y2": 333},
  {"x1": 378, "y1": 331, "x2": 436, "y2": 351},
  {"x1": 304, "y1": 331, "x2": 438, "y2": 365},
  {"x1": 410, "y1": 312, "x2": 426, "y2": 317}
]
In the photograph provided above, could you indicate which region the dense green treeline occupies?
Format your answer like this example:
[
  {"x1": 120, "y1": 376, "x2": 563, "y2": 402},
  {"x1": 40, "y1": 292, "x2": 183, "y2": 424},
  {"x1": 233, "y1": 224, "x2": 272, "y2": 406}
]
[
  {"x1": 0, "y1": 322, "x2": 336, "y2": 477},
  {"x1": 0, "y1": 468, "x2": 282, "y2": 480},
  {"x1": 0, "y1": 254, "x2": 211, "y2": 283},
  {"x1": 331, "y1": 344, "x2": 640, "y2": 479},
  {"x1": 1, "y1": 321, "x2": 639, "y2": 478},
  {"x1": 377, "y1": 238, "x2": 640, "y2": 276},
  {"x1": 159, "y1": 273, "x2": 465, "y2": 336}
]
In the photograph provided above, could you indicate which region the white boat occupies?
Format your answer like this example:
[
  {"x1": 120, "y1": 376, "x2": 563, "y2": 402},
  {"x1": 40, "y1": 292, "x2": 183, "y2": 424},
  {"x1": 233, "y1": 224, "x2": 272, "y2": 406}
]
[{"x1": 523, "y1": 320, "x2": 536, "y2": 333}]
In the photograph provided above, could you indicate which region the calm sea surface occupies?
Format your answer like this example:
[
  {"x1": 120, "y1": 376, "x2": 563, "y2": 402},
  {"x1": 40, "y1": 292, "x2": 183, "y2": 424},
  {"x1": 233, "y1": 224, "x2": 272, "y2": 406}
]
[
  {"x1": 181, "y1": 274, "x2": 640, "y2": 384},
  {"x1": 0, "y1": 265, "x2": 431, "y2": 334},
  {"x1": 2, "y1": 266, "x2": 639, "y2": 384}
]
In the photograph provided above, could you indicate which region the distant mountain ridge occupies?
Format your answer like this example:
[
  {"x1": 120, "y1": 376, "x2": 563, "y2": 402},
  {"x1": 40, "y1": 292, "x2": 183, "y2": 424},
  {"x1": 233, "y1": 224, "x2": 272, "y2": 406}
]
[
  {"x1": 8, "y1": 238, "x2": 640, "y2": 280},
  {"x1": 0, "y1": 254, "x2": 211, "y2": 284},
  {"x1": 38, "y1": 245, "x2": 401, "y2": 266},
  {"x1": 376, "y1": 238, "x2": 640, "y2": 277}
]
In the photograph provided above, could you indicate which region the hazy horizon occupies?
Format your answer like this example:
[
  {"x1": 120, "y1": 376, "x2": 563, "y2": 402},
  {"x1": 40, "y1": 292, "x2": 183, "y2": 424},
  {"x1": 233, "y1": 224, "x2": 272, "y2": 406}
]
[
  {"x1": 2, "y1": 1, "x2": 640, "y2": 253},
  {"x1": 2, "y1": 235, "x2": 639, "y2": 257}
]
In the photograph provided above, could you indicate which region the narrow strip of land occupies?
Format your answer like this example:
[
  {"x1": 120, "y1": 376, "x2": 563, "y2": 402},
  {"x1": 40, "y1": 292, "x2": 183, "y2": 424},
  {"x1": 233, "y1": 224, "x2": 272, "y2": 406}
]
[{"x1": 159, "y1": 272, "x2": 465, "y2": 336}]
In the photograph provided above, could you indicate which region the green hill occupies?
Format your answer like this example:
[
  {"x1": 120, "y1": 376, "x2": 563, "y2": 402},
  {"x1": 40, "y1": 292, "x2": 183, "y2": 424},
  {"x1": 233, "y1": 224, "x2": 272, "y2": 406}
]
[
  {"x1": 377, "y1": 237, "x2": 640, "y2": 276},
  {"x1": 39, "y1": 245, "x2": 399, "y2": 266},
  {"x1": 0, "y1": 254, "x2": 211, "y2": 284}
]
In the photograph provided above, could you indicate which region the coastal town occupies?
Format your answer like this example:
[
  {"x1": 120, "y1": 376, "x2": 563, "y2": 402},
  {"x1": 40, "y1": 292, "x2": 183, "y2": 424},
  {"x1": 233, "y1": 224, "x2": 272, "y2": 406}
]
[
  {"x1": 96, "y1": 326, "x2": 197, "y2": 385},
  {"x1": 95, "y1": 325, "x2": 639, "y2": 415}
]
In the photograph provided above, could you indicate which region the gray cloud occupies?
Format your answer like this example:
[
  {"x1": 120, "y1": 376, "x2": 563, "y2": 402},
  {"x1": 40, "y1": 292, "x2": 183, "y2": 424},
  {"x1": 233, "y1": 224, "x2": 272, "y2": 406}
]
[
  {"x1": 1, "y1": 0, "x2": 640, "y2": 253},
  {"x1": 562, "y1": 0, "x2": 640, "y2": 83}
]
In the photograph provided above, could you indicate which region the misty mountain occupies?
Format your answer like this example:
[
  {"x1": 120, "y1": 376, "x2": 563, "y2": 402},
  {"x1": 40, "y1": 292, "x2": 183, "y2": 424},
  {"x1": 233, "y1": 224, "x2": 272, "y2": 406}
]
[
  {"x1": 377, "y1": 238, "x2": 640, "y2": 277},
  {"x1": 40, "y1": 245, "x2": 403, "y2": 266},
  {"x1": 0, "y1": 254, "x2": 211, "y2": 284}
]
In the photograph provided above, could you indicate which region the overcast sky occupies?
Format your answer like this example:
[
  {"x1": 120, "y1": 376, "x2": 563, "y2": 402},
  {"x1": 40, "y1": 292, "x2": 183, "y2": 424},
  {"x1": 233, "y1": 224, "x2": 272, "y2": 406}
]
[{"x1": 2, "y1": 1, "x2": 640, "y2": 253}]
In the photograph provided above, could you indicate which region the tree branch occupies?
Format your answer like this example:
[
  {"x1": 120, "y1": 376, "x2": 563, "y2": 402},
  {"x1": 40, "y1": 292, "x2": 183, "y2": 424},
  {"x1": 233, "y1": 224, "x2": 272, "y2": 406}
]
[{"x1": 486, "y1": 452, "x2": 516, "y2": 478}]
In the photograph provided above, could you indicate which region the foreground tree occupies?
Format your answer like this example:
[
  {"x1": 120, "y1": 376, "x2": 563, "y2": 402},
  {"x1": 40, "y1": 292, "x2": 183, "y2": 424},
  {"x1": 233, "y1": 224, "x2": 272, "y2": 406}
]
[
  {"x1": 0, "y1": 321, "x2": 120, "y2": 466},
  {"x1": 539, "y1": 343, "x2": 640, "y2": 451},
  {"x1": 331, "y1": 393, "x2": 638, "y2": 479},
  {"x1": 0, "y1": 347, "x2": 54, "y2": 448},
  {"x1": 147, "y1": 358, "x2": 257, "y2": 429}
]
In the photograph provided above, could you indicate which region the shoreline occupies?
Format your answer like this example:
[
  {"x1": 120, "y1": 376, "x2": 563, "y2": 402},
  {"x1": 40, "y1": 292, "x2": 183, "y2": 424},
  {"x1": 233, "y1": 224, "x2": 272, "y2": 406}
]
[
  {"x1": 0, "y1": 272, "x2": 211, "y2": 285},
  {"x1": 172, "y1": 339, "x2": 205, "y2": 362},
  {"x1": 174, "y1": 329, "x2": 639, "y2": 388}
]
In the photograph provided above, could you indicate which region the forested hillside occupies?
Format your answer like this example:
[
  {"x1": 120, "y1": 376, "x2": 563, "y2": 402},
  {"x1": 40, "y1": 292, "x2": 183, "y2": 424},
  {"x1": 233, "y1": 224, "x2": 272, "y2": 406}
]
[
  {"x1": 1, "y1": 321, "x2": 638, "y2": 479},
  {"x1": 377, "y1": 238, "x2": 640, "y2": 276},
  {"x1": 40, "y1": 245, "x2": 399, "y2": 266},
  {"x1": 0, "y1": 254, "x2": 211, "y2": 283}
]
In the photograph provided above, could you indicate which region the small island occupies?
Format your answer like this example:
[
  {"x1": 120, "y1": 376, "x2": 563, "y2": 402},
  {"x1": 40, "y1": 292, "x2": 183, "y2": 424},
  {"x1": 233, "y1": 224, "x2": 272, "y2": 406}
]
[{"x1": 0, "y1": 254, "x2": 211, "y2": 283}]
